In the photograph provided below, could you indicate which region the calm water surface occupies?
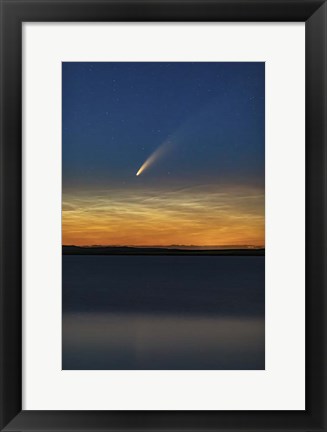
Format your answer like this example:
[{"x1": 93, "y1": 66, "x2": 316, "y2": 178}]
[{"x1": 62, "y1": 256, "x2": 265, "y2": 369}]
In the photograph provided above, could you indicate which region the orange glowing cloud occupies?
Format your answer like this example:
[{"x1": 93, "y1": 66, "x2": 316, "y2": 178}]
[{"x1": 62, "y1": 184, "x2": 264, "y2": 247}]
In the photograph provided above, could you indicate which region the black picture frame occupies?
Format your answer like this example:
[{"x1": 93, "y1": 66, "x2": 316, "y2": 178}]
[{"x1": 0, "y1": 0, "x2": 326, "y2": 431}]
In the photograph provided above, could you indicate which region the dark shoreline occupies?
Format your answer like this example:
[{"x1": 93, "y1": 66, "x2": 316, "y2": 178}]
[{"x1": 62, "y1": 245, "x2": 265, "y2": 256}]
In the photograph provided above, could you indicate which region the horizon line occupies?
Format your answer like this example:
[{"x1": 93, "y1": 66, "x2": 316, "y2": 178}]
[{"x1": 63, "y1": 244, "x2": 265, "y2": 249}]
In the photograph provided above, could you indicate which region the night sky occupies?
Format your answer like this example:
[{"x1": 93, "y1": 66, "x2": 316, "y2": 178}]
[{"x1": 62, "y1": 62, "x2": 265, "y2": 247}]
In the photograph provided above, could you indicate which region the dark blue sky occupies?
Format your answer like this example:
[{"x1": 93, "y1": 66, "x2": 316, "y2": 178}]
[{"x1": 62, "y1": 62, "x2": 265, "y2": 190}]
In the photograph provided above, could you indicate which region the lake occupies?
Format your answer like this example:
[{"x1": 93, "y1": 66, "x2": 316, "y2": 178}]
[{"x1": 62, "y1": 255, "x2": 265, "y2": 369}]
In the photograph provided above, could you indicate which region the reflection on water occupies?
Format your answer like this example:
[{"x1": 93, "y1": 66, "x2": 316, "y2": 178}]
[
  {"x1": 63, "y1": 313, "x2": 264, "y2": 370},
  {"x1": 62, "y1": 256, "x2": 265, "y2": 370}
]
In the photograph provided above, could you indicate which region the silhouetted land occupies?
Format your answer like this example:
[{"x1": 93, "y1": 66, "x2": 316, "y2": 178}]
[{"x1": 63, "y1": 245, "x2": 265, "y2": 256}]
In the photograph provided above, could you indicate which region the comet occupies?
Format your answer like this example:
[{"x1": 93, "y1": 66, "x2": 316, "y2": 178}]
[
  {"x1": 136, "y1": 139, "x2": 173, "y2": 176},
  {"x1": 136, "y1": 104, "x2": 209, "y2": 176},
  {"x1": 135, "y1": 96, "x2": 220, "y2": 176}
]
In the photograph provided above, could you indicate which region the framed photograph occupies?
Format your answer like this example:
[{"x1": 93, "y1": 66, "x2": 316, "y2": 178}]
[{"x1": 0, "y1": 0, "x2": 326, "y2": 431}]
